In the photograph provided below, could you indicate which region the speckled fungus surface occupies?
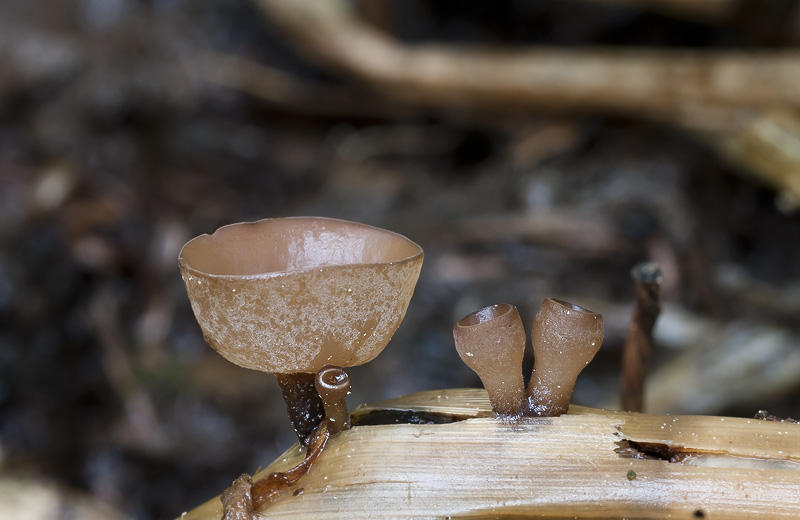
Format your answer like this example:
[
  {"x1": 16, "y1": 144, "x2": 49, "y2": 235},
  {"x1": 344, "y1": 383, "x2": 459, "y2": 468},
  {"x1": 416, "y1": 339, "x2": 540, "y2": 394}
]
[
  {"x1": 315, "y1": 365, "x2": 351, "y2": 434},
  {"x1": 454, "y1": 304, "x2": 527, "y2": 417},
  {"x1": 527, "y1": 298, "x2": 604, "y2": 417},
  {"x1": 179, "y1": 216, "x2": 423, "y2": 439},
  {"x1": 179, "y1": 216, "x2": 423, "y2": 372}
]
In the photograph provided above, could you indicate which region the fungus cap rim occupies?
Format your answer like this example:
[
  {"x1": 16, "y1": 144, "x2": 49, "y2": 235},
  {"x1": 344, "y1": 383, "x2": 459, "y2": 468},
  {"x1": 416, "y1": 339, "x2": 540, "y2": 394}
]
[
  {"x1": 548, "y1": 298, "x2": 597, "y2": 315},
  {"x1": 455, "y1": 303, "x2": 516, "y2": 329},
  {"x1": 178, "y1": 216, "x2": 424, "y2": 375},
  {"x1": 179, "y1": 216, "x2": 423, "y2": 281}
]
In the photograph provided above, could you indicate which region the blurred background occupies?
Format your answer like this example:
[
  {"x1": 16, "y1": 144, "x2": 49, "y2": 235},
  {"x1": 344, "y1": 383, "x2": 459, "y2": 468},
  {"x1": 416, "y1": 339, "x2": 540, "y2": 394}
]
[{"x1": 2, "y1": 0, "x2": 800, "y2": 518}]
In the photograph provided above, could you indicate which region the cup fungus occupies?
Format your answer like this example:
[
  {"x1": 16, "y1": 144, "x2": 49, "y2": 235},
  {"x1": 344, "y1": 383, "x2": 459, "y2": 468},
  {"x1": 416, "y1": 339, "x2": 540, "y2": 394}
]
[
  {"x1": 179, "y1": 216, "x2": 423, "y2": 442},
  {"x1": 527, "y1": 298, "x2": 604, "y2": 417},
  {"x1": 454, "y1": 304, "x2": 527, "y2": 417},
  {"x1": 315, "y1": 365, "x2": 351, "y2": 434}
]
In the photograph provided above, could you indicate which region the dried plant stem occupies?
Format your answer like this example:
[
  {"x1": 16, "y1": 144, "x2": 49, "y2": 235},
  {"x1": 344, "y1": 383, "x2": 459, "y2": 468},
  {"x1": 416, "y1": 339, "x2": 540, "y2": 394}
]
[
  {"x1": 242, "y1": 0, "x2": 800, "y2": 206},
  {"x1": 711, "y1": 110, "x2": 800, "y2": 210},
  {"x1": 180, "y1": 389, "x2": 800, "y2": 520},
  {"x1": 620, "y1": 262, "x2": 663, "y2": 412},
  {"x1": 254, "y1": 0, "x2": 800, "y2": 130}
]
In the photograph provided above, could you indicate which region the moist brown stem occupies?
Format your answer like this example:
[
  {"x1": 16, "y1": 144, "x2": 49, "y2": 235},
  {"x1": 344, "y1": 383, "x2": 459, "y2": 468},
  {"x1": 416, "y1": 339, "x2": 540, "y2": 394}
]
[
  {"x1": 619, "y1": 262, "x2": 662, "y2": 412},
  {"x1": 250, "y1": 419, "x2": 331, "y2": 512},
  {"x1": 315, "y1": 366, "x2": 352, "y2": 434},
  {"x1": 274, "y1": 372, "x2": 326, "y2": 444}
]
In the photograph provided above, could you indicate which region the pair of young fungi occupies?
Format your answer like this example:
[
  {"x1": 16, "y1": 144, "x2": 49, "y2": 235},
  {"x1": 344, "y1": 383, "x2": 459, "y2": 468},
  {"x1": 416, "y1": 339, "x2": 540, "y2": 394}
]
[{"x1": 454, "y1": 299, "x2": 603, "y2": 418}]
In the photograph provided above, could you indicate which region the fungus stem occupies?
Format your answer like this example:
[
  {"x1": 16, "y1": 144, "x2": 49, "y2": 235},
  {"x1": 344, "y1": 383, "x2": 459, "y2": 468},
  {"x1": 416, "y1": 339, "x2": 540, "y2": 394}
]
[
  {"x1": 274, "y1": 373, "x2": 325, "y2": 444},
  {"x1": 315, "y1": 365, "x2": 352, "y2": 434}
]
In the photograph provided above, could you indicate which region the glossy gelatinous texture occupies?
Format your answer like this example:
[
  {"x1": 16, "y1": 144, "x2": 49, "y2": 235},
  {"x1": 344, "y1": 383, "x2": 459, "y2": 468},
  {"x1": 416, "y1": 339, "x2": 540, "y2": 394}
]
[
  {"x1": 315, "y1": 365, "x2": 351, "y2": 434},
  {"x1": 274, "y1": 372, "x2": 325, "y2": 443},
  {"x1": 179, "y1": 217, "x2": 424, "y2": 373},
  {"x1": 453, "y1": 304, "x2": 527, "y2": 417},
  {"x1": 528, "y1": 298, "x2": 604, "y2": 417}
]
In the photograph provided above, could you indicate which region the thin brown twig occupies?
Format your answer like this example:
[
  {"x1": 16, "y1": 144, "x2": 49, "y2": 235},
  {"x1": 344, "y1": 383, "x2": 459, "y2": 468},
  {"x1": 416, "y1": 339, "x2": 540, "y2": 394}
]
[{"x1": 620, "y1": 262, "x2": 662, "y2": 412}]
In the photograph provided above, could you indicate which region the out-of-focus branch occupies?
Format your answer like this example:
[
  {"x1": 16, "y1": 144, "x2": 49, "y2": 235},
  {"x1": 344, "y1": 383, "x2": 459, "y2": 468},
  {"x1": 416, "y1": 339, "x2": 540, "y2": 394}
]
[
  {"x1": 581, "y1": 0, "x2": 734, "y2": 23},
  {"x1": 191, "y1": 52, "x2": 406, "y2": 119},
  {"x1": 713, "y1": 110, "x2": 800, "y2": 212},
  {"x1": 455, "y1": 211, "x2": 633, "y2": 257},
  {"x1": 620, "y1": 262, "x2": 662, "y2": 412},
  {"x1": 255, "y1": 0, "x2": 800, "y2": 129},
  {"x1": 250, "y1": 0, "x2": 800, "y2": 208}
]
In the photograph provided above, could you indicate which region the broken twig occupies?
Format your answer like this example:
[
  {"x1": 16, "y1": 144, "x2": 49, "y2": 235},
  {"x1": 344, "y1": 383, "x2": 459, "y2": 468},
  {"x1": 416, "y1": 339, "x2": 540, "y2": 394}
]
[
  {"x1": 250, "y1": 0, "x2": 800, "y2": 207},
  {"x1": 620, "y1": 262, "x2": 662, "y2": 412}
]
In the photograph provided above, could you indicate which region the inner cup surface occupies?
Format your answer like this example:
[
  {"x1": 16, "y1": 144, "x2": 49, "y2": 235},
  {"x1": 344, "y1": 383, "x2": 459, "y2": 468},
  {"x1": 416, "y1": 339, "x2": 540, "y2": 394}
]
[
  {"x1": 457, "y1": 304, "x2": 513, "y2": 327},
  {"x1": 180, "y1": 217, "x2": 422, "y2": 277}
]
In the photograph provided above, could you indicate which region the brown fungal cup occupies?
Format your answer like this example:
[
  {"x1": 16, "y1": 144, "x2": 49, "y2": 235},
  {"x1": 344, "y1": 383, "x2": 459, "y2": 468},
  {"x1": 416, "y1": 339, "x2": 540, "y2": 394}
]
[
  {"x1": 179, "y1": 216, "x2": 423, "y2": 441},
  {"x1": 527, "y1": 298, "x2": 604, "y2": 417},
  {"x1": 454, "y1": 304, "x2": 527, "y2": 417},
  {"x1": 315, "y1": 365, "x2": 351, "y2": 434}
]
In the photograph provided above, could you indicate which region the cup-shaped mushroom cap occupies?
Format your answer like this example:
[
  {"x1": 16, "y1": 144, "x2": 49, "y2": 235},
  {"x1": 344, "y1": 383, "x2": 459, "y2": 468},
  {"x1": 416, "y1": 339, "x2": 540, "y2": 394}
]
[
  {"x1": 179, "y1": 217, "x2": 424, "y2": 373},
  {"x1": 528, "y1": 298, "x2": 604, "y2": 416},
  {"x1": 454, "y1": 304, "x2": 527, "y2": 417}
]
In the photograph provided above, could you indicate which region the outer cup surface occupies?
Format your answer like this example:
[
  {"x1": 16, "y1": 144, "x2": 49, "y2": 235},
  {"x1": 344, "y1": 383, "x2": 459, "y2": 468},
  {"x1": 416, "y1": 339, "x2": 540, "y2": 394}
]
[{"x1": 179, "y1": 217, "x2": 424, "y2": 373}]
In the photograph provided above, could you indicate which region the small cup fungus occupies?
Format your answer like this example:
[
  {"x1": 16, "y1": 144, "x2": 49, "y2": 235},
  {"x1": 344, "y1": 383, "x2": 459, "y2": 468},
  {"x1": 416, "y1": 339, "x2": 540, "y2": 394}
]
[
  {"x1": 454, "y1": 304, "x2": 527, "y2": 417},
  {"x1": 179, "y1": 216, "x2": 423, "y2": 441},
  {"x1": 315, "y1": 365, "x2": 352, "y2": 434},
  {"x1": 527, "y1": 298, "x2": 604, "y2": 417}
]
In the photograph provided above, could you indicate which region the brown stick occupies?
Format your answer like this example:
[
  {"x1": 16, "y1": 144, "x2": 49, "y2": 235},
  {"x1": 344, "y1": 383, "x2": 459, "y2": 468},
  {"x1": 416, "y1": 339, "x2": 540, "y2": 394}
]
[
  {"x1": 620, "y1": 262, "x2": 662, "y2": 412},
  {"x1": 579, "y1": 0, "x2": 734, "y2": 23},
  {"x1": 254, "y1": 0, "x2": 800, "y2": 130},
  {"x1": 240, "y1": 0, "x2": 800, "y2": 206}
]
